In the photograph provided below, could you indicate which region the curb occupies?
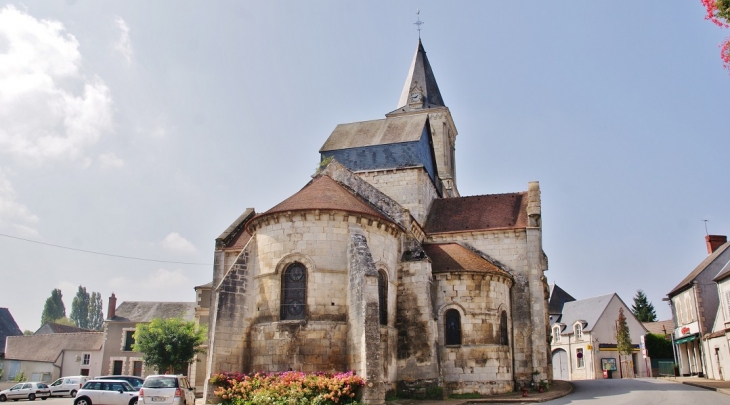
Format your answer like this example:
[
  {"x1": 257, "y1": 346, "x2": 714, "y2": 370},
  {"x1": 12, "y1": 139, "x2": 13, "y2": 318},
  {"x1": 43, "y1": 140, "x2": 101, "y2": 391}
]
[
  {"x1": 682, "y1": 381, "x2": 717, "y2": 391},
  {"x1": 465, "y1": 382, "x2": 575, "y2": 403}
]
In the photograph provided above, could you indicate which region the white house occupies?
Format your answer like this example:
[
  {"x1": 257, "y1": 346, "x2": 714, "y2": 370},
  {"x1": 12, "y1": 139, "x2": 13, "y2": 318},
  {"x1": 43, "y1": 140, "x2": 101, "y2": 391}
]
[
  {"x1": 701, "y1": 249, "x2": 730, "y2": 381},
  {"x1": 667, "y1": 235, "x2": 729, "y2": 377},
  {"x1": 550, "y1": 292, "x2": 649, "y2": 380},
  {"x1": 1, "y1": 333, "x2": 104, "y2": 382}
]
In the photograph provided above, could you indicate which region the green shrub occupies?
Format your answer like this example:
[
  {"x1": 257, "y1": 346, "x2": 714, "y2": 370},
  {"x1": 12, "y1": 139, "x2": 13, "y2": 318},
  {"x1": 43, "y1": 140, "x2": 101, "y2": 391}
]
[{"x1": 13, "y1": 371, "x2": 27, "y2": 382}]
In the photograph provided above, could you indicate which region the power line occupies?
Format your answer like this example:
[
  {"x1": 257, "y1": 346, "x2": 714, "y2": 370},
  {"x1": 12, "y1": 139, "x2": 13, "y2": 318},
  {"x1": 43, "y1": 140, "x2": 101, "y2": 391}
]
[{"x1": 0, "y1": 232, "x2": 212, "y2": 266}]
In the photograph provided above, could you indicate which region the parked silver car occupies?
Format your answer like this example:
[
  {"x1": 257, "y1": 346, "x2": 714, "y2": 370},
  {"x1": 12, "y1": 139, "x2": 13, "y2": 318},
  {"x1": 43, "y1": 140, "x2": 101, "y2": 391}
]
[
  {"x1": 138, "y1": 375, "x2": 194, "y2": 405},
  {"x1": 74, "y1": 380, "x2": 138, "y2": 405},
  {"x1": 0, "y1": 382, "x2": 51, "y2": 402}
]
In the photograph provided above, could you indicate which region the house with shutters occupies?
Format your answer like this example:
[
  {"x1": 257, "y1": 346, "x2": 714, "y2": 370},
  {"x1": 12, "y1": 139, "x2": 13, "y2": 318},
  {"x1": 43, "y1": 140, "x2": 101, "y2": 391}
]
[
  {"x1": 666, "y1": 235, "x2": 730, "y2": 377},
  {"x1": 202, "y1": 39, "x2": 550, "y2": 404}
]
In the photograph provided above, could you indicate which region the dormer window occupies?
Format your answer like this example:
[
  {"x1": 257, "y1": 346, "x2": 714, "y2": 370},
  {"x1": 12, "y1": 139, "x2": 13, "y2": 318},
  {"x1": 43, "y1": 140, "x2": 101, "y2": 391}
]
[
  {"x1": 552, "y1": 325, "x2": 561, "y2": 343},
  {"x1": 574, "y1": 323, "x2": 583, "y2": 341}
]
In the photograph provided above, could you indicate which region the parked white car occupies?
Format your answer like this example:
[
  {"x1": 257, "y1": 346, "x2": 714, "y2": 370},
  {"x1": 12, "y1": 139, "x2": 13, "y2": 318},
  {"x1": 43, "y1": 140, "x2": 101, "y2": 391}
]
[
  {"x1": 138, "y1": 375, "x2": 194, "y2": 405},
  {"x1": 0, "y1": 382, "x2": 51, "y2": 402},
  {"x1": 74, "y1": 380, "x2": 138, "y2": 405},
  {"x1": 49, "y1": 376, "x2": 90, "y2": 397}
]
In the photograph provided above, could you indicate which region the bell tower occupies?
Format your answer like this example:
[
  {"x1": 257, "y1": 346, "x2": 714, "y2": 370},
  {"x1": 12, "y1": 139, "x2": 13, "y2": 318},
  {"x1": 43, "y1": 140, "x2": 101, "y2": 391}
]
[{"x1": 387, "y1": 40, "x2": 459, "y2": 198}]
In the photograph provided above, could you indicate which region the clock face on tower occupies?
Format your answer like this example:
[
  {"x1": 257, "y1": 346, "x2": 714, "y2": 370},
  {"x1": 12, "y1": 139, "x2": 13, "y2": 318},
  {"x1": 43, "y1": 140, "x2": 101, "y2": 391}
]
[{"x1": 411, "y1": 92, "x2": 421, "y2": 102}]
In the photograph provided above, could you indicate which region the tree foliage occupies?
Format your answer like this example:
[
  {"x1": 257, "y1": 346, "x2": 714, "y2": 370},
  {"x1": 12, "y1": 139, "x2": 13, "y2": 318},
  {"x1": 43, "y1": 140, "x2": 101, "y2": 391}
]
[
  {"x1": 54, "y1": 317, "x2": 76, "y2": 326},
  {"x1": 631, "y1": 290, "x2": 657, "y2": 322},
  {"x1": 616, "y1": 308, "x2": 633, "y2": 356},
  {"x1": 70, "y1": 286, "x2": 90, "y2": 329},
  {"x1": 645, "y1": 333, "x2": 673, "y2": 359},
  {"x1": 88, "y1": 292, "x2": 104, "y2": 331},
  {"x1": 701, "y1": 0, "x2": 730, "y2": 71},
  {"x1": 132, "y1": 318, "x2": 207, "y2": 374},
  {"x1": 40, "y1": 288, "x2": 66, "y2": 326}
]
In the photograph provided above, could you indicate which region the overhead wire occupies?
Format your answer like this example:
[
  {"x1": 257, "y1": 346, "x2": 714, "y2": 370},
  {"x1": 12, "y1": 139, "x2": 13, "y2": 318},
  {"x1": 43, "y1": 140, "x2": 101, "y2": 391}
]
[{"x1": 0, "y1": 232, "x2": 213, "y2": 266}]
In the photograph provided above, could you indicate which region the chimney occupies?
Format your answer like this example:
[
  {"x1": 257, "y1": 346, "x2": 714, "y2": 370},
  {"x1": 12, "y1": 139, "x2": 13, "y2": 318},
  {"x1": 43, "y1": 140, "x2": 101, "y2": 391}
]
[
  {"x1": 107, "y1": 293, "x2": 117, "y2": 320},
  {"x1": 706, "y1": 235, "x2": 727, "y2": 254}
]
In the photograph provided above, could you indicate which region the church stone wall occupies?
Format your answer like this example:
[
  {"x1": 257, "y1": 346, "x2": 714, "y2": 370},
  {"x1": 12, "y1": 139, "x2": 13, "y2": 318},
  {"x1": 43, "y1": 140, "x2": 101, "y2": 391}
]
[
  {"x1": 357, "y1": 167, "x2": 438, "y2": 226},
  {"x1": 433, "y1": 272, "x2": 513, "y2": 395}
]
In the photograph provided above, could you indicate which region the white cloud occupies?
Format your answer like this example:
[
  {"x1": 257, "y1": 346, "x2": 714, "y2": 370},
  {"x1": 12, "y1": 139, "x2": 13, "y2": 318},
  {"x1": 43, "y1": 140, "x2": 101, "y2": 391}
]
[
  {"x1": 143, "y1": 268, "x2": 190, "y2": 288},
  {"x1": 0, "y1": 167, "x2": 39, "y2": 229},
  {"x1": 114, "y1": 16, "x2": 132, "y2": 65},
  {"x1": 161, "y1": 232, "x2": 197, "y2": 254},
  {"x1": 108, "y1": 276, "x2": 131, "y2": 290},
  {"x1": 98, "y1": 152, "x2": 125, "y2": 169},
  {"x1": 0, "y1": 5, "x2": 113, "y2": 164}
]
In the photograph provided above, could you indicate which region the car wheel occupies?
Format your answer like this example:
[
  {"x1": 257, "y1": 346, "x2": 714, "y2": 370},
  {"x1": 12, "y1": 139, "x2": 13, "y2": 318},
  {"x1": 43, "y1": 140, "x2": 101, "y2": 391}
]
[
  {"x1": 41, "y1": 399, "x2": 46, "y2": 401},
  {"x1": 0, "y1": 394, "x2": 6, "y2": 402},
  {"x1": 128, "y1": 398, "x2": 138, "y2": 405},
  {"x1": 74, "y1": 397, "x2": 91, "y2": 405},
  {"x1": 28, "y1": 394, "x2": 36, "y2": 401},
  {"x1": 70, "y1": 390, "x2": 77, "y2": 398}
]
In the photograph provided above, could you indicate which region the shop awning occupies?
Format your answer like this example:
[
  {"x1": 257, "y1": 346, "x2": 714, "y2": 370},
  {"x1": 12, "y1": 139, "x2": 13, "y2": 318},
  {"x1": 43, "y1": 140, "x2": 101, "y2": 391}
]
[{"x1": 675, "y1": 335, "x2": 698, "y2": 345}]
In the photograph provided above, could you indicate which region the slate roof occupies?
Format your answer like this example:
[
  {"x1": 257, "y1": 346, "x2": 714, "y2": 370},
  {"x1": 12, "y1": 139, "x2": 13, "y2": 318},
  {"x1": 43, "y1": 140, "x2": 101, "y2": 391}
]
[
  {"x1": 643, "y1": 320, "x2": 675, "y2": 336},
  {"x1": 252, "y1": 176, "x2": 391, "y2": 225},
  {"x1": 556, "y1": 293, "x2": 615, "y2": 332},
  {"x1": 217, "y1": 208, "x2": 255, "y2": 250},
  {"x1": 424, "y1": 192, "x2": 528, "y2": 234},
  {"x1": 548, "y1": 284, "x2": 576, "y2": 315},
  {"x1": 4, "y1": 332, "x2": 104, "y2": 362},
  {"x1": 34, "y1": 322, "x2": 92, "y2": 335},
  {"x1": 422, "y1": 243, "x2": 511, "y2": 277},
  {"x1": 0, "y1": 308, "x2": 22, "y2": 354},
  {"x1": 669, "y1": 241, "x2": 730, "y2": 295},
  {"x1": 110, "y1": 302, "x2": 195, "y2": 323},
  {"x1": 712, "y1": 247, "x2": 730, "y2": 283},
  {"x1": 395, "y1": 39, "x2": 445, "y2": 111},
  {"x1": 319, "y1": 114, "x2": 428, "y2": 152}
]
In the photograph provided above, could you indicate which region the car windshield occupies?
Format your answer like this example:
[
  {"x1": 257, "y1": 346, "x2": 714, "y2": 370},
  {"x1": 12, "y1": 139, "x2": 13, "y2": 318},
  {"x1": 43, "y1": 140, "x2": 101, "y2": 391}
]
[{"x1": 142, "y1": 377, "x2": 178, "y2": 389}]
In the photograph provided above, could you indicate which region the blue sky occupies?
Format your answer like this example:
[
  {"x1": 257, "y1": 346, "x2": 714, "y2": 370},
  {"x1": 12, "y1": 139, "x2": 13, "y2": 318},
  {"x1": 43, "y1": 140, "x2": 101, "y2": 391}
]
[{"x1": 0, "y1": 1, "x2": 728, "y2": 331}]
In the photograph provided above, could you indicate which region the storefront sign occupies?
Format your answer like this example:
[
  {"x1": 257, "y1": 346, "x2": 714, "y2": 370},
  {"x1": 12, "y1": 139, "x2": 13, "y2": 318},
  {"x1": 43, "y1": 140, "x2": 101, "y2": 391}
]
[{"x1": 674, "y1": 322, "x2": 699, "y2": 339}]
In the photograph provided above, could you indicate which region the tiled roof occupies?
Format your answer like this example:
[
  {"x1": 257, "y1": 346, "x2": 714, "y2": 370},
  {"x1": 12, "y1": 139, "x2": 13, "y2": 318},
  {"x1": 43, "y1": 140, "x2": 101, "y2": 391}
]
[
  {"x1": 111, "y1": 302, "x2": 195, "y2": 323},
  {"x1": 0, "y1": 308, "x2": 22, "y2": 353},
  {"x1": 643, "y1": 320, "x2": 675, "y2": 336},
  {"x1": 254, "y1": 176, "x2": 390, "y2": 224},
  {"x1": 669, "y1": 241, "x2": 730, "y2": 295},
  {"x1": 34, "y1": 322, "x2": 92, "y2": 335},
  {"x1": 424, "y1": 192, "x2": 528, "y2": 234},
  {"x1": 423, "y1": 243, "x2": 511, "y2": 277},
  {"x1": 548, "y1": 284, "x2": 576, "y2": 315},
  {"x1": 4, "y1": 332, "x2": 104, "y2": 362},
  {"x1": 319, "y1": 114, "x2": 428, "y2": 152}
]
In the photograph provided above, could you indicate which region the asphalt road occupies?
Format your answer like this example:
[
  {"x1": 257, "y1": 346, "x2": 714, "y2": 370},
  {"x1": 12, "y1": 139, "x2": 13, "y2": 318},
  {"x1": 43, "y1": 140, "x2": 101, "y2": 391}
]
[{"x1": 542, "y1": 378, "x2": 730, "y2": 405}]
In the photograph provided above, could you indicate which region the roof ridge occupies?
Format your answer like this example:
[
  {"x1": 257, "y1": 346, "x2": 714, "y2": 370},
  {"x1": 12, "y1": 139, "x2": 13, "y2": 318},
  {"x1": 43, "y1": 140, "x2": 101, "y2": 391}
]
[{"x1": 454, "y1": 191, "x2": 527, "y2": 199}]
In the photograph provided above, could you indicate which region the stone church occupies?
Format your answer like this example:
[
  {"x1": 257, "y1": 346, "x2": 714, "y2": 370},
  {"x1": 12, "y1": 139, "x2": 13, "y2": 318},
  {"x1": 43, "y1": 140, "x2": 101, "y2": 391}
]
[{"x1": 203, "y1": 40, "x2": 550, "y2": 404}]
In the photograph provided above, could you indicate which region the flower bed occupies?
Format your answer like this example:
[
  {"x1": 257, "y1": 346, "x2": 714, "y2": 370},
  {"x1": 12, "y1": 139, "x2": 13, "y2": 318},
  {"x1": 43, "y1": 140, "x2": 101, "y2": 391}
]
[{"x1": 210, "y1": 371, "x2": 365, "y2": 405}]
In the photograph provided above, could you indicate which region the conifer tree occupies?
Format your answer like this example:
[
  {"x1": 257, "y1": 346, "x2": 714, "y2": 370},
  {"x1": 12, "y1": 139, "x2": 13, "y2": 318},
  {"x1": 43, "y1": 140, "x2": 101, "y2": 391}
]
[
  {"x1": 70, "y1": 286, "x2": 90, "y2": 329},
  {"x1": 631, "y1": 289, "x2": 657, "y2": 322},
  {"x1": 87, "y1": 292, "x2": 104, "y2": 331},
  {"x1": 40, "y1": 288, "x2": 66, "y2": 326},
  {"x1": 616, "y1": 307, "x2": 634, "y2": 377}
]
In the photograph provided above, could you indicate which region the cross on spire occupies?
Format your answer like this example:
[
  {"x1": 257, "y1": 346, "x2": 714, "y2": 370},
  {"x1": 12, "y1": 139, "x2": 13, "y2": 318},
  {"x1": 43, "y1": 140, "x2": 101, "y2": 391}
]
[{"x1": 414, "y1": 9, "x2": 424, "y2": 38}]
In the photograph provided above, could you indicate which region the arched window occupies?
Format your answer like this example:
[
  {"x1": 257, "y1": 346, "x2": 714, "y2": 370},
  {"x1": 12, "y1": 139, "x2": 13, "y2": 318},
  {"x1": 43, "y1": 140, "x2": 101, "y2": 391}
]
[
  {"x1": 378, "y1": 270, "x2": 388, "y2": 326},
  {"x1": 444, "y1": 309, "x2": 461, "y2": 346},
  {"x1": 500, "y1": 311, "x2": 509, "y2": 346},
  {"x1": 280, "y1": 262, "x2": 307, "y2": 321},
  {"x1": 553, "y1": 326, "x2": 561, "y2": 343},
  {"x1": 574, "y1": 323, "x2": 583, "y2": 341}
]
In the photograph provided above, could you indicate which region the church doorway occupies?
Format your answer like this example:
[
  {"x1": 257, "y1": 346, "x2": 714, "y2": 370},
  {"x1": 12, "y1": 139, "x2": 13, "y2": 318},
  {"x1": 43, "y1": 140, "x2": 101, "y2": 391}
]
[{"x1": 552, "y1": 349, "x2": 569, "y2": 380}]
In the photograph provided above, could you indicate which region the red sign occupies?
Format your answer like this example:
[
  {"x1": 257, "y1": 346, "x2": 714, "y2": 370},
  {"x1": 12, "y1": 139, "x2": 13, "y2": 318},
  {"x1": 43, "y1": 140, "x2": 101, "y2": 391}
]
[{"x1": 681, "y1": 327, "x2": 690, "y2": 335}]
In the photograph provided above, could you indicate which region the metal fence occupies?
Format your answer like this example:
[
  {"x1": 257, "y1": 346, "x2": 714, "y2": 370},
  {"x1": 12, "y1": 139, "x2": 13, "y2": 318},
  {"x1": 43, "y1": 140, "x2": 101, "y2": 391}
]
[{"x1": 657, "y1": 361, "x2": 676, "y2": 376}]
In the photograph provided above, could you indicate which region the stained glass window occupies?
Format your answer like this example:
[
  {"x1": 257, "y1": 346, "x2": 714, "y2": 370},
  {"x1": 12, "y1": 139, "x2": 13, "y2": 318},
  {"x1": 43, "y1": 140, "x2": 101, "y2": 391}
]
[
  {"x1": 500, "y1": 311, "x2": 509, "y2": 346},
  {"x1": 444, "y1": 309, "x2": 461, "y2": 346},
  {"x1": 281, "y1": 262, "x2": 307, "y2": 320}
]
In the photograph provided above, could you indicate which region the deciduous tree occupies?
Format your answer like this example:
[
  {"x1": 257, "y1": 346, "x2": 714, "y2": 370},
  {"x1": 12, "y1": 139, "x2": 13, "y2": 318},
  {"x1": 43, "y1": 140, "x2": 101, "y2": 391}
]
[
  {"x1": 40, "y1": 288, "x2": 66, "y2": 326},
  {"x1": 631, "y1": 289, "x2": 657, "y2": 322},
  {"x1": 88, "y1": 292, "x2": 104, "y2": 331},
  {"x1": 70, "y1": 286, "x2": 90, "y2": 329},
  {"x1": 616, "y1": 308, "x2": 634, "y2": 377},
  {"x1": 132, "y1": 318, "x2": 207, "y2": 374}
]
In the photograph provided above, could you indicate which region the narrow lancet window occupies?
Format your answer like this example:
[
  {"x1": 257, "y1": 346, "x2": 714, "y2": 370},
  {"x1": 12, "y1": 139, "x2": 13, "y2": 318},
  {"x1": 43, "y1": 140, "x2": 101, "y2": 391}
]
[
  {"x1": 444, "y1": 309, "x2": 461, "y2": 346},
  {"x1": 281, "y1": 262, "x2": 307, "y2": 320}
]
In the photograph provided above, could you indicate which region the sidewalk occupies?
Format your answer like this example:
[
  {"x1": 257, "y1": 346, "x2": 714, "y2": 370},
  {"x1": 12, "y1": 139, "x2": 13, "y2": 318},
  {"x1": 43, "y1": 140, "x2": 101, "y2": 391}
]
[
  {"x1": 661, "y1": 376, "x2": 730, "y2": 396},
  {"x1": 386, "y1": 380, "x2": 574, "y2": 404}
]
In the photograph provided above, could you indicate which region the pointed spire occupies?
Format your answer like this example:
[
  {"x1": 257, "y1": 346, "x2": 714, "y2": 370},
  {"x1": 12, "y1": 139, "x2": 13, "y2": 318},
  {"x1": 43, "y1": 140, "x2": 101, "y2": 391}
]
[{"x1": 396, "y1": 39, "x2": 445, "y2": 111}]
